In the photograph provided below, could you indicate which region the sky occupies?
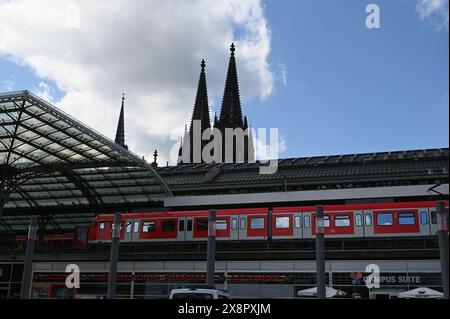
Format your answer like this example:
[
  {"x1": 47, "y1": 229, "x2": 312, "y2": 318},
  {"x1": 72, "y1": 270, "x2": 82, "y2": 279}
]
[{"x1": 0, "y1": 0, "x2": 448, "y2": 164}]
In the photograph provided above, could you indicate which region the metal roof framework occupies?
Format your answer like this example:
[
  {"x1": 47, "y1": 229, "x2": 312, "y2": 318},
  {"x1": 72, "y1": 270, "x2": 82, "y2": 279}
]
[{"x1": 0, "y1": 91, "x2": 172, "y2": 222}]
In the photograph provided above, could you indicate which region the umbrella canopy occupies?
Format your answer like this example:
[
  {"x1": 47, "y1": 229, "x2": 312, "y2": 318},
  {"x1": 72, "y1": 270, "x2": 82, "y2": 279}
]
[
  {"x1": 398, "y1": 287, "x2": 443, "y2": 299},
  {"x1": 297, "y1": 287, "x2": 346, "y2": 298}
]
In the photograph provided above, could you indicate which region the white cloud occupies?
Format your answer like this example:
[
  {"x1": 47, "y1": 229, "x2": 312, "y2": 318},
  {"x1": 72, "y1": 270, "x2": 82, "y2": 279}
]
[
  {"x1": 253, "y1": 129, "x2": 287, "y2": 160},
  {"x1": 0, "y1": 0, "x2": 274, "y2": 164},
  {"x1": 416, "y1": 0, "x2": 449, "y2": 31}
]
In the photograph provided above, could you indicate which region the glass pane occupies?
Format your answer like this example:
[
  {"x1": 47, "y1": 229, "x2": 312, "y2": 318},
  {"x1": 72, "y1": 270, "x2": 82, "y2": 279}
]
[
  {"x1": 134, "y1": 221, "x2": 139, "y2": 233},
  {"x1": 162, "y1": 220, "x2": 175, "y2": 232},
  {"x1": 398, "y1": 212, "x2": 415, "y2": 225},
  {"x1": 187, "y1": 220, "x2": 193, "y2": 231},
  {"x1": 231, "y1": 218, "x2": 237, "y2": 230},
  {"x1": 365, "y1": 214, "x2": 372, "y2": 226},
  {"x1": 335, "y1": 216, "x2": 350, "y2": 227},
  {"x1": 99, "y1": 222, "x2": 105, "y2": 229},
  {"x1": 178, "y1": 220, "x2": 185, "y2": 232},
  {"x1": 355, "y1": 214, "x2": 362, "y2": 227},
  {"x1": 420, "y1": 211, "x2": 428, "y2": 225},
  {"x1": 126, "y1": 222, "x2": 132, "y2": 233},
  {"x1": 304, "y1": 216, "x2": 310, "y2": 228},
  {"x1": 216, "y1": 219, "x2": 227, "y2": 230},
  {"x1": 250, "y1": 217, "x2": 265, "y2": 229},
  {"x1": 143, "y1": 222, "x2": 155, "y2": 232},
  {"x1": 377, "y1": 213, "x2": 393, "y2": 226},
  {"x1": 431, "y1": 211, "x2": 437, "y2": 224},
  {"x1": 275, "y1": 217, "x2": 290, "y2": 229},
  {"x1": 240, "y1": 218, "x2": 246, "y2": 230},
  {"x1": 294, "y1": 216, "x2": 301, "y2": 228},
  {"x1": 323, "y1": 216, "x2": 330, "y2": 227},
  {"x1": 196, "y1": 219, "x2": 208, "y2": 231}
]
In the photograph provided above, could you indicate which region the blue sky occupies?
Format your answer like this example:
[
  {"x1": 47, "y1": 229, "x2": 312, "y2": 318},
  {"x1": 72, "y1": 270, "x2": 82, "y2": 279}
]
[
  {"x1": 248, "y1": 0, "x2": 449, "y2": 157},
  {"x1": 0, "y1": 0, "x2": 448, "y2": 160}
]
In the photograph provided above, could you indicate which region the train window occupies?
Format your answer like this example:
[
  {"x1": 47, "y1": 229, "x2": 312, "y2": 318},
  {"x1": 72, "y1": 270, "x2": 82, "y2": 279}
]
[
  {"x1": 126, "y1": 222, "x2": 132, "y2": 233},
  {"x1": 231, "y1": 218, "x2": 237, "y2": 230},
  {"x1": 365, "y1": 214, "x2": 372, "y2": 226},
  {"x1": 377, "y1": 213, "x2": 393, "y2": 226},
  {"x1": 431, "y1": 211, "x2": 437, "y2": 224},
  {"x1": 196, "y1": 219, "x2": 209, "y2": 231},
  {"x1": 335, "y1": 215, "x2": 350, "y2": 227},
  {"x1": 420, "y1": 211, "x2": 429, "y2": 225},
  {"x1": 143, "y1": 221, "x2": 155, "y2": 233},
  {"x1": 99, "y1": 222, "x2": 105, "y2": 230},
  {"x1": 187, "y1": 220, "x2": 193, "y2": 231},
  {"x1": 216, "y1": 219, "x2": 227, "y2": 230},
  {"x1": 322, "y1": 216, "x2": 330, "y2": 227},
  {"x1": 240, "y1": 218, "x2": 246, "y2": 230},
  {"x1": 304, "y1": 215, "x2": 310, "y2": 228},
  {"x1": 275, "y1": 217, "x2": 290, "y2": 229},
  {"x1": 294, "y1": 216, "x2": 301, "y2": 228},
  {"x1": 179, "y1": 220, "x2": 185, "y2": 232},
  {"x1": 398, "y1": 212, "x2": 415, "y2": 225},
  {"x1": 355, "y1": 214, "x2": 362, "y2": 227},
  {"x1": 250, "y1": 217, "x2": 265, "y2": 229},
  {"x1": 162, "y1": 220, "x2": 176, "y2": 232},
  {"x1": 134, "y1": 221, "x2": 139, "y2": 233}
]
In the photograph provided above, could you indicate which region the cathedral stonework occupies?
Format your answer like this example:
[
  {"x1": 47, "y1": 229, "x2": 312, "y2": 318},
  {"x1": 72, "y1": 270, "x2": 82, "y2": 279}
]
[{"x1": 178, "y1": 43, "x2": 255, "y2": 164}]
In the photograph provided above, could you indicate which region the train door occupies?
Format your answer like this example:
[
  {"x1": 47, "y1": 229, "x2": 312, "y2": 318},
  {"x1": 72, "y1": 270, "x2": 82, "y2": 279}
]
[
  {"x1": 230, "y1": 215, "x2": 239, "y2": 240},
  {"x1": 238, "y1": 215, "x2": 247, "y2": 239},
  {"x1": 185, "y1": 217, "x2": 194, "y2": 241},
  {"x1": 363, "y1": 211, "x2": 374, "y2": 237},
  {"x1": 124, "y1": 219, "x2": 140, "y2": 242},
  {"x1": 353, "y1": 211, "x2": 364, "y2": 237},
  {"x1": 177, "y1": 217, "x2": 186, "y2": 241},
  {"x1": 418, "y1": 209, "x2": 431, "y2": 236},
  {"x1": 293, "y1": 213, "x2": 302, "y2": 239},
  {"x1": 302, "y1": 212, "x2": 312, "y2": 238}
]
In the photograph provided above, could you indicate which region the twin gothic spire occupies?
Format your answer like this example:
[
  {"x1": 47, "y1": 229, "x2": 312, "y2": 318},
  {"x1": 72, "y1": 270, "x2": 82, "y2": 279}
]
[{"x1": 178, "y1": 43, "x2": 255, "y2": 164}]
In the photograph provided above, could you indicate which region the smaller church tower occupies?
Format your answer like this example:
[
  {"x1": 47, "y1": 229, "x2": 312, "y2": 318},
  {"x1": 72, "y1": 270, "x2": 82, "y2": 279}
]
[{"x1": 115, "y1": 93, "x2": 128, "y2": 149}]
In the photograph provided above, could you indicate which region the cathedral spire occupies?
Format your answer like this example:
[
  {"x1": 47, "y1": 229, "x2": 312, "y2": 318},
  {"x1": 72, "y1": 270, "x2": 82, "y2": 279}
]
[
  {"x1": 114, "y1": 93, "x2": 128, "y2": 149},
  {"x1": 190, "y1": 59, "x2": 211, "y2": 133},
  {"x1": 218, "y1": 43, "x2": 244, "y2": 129}
]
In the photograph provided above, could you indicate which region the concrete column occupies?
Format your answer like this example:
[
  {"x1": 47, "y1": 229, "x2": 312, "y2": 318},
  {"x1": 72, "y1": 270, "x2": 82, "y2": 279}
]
[
  {"x1": 315, "y1": 205, "x2": 326, "y2": 299},
  {"x1": 107, "y1": 212, "x2": 121, "y2": 299},
  {"x1": 437, "y1": 201, "x2": 449, "y2": 299},
  {"x1": 206, "y1": 209, "x2": 216, "y2": 288},
  {"x1": 20, "y1": 215, "x2": 38, "y2": 299}
]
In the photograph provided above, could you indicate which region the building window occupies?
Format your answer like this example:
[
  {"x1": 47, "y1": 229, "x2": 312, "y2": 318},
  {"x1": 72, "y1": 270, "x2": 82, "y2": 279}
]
[
  {"x1": 250, "y1": 217, "x2": 265, "y2": 229},
  {"x1": 240, "y1": 218, "x2": 246, "y2": 230},
  {"x1": 304, "y1": 215, "x2": 310, "y2": 228},
  {"x1": 335, "y1": 215, "x2": 350, "y2": 227},
  {"x1": 196, "y1": 219, "x2": 208, "y2": 231},
  {"x1": 178, "y1": 220, "x2": 185, "y2": 232},
  {"x1": 187, "y1": 220, "x2": 193, "y2": 231},
  {"x1": 143, "y1": 221, "x2": 155, "y2": 233},
  {"x1": 275, "y1": 217, "x2": 290, "y2": 229},
  {"x1": 377, "y1": 213, "x2": 393, "y2": 226},
  {"x1": 231, "y1": 218, "x2": 237, "y2": 230},
  {"x1": 99, "y1": 222, "x2": 105, "y2": 230},
  {"x1": 420, "y1": 211, "x2": 428, "y2": 225},
  {"x1": 365, "y1": 214, "x2": 372, "y2": 226},
  {"x1": 162, "y1": 220, "x2": 175, "y2": 232},
  {"x1": 398, "y1": 212, "x2": 415, "y2": 225},
  {"x1": 216, "y1": 219, "x2": 227, "y2": 231},
  {"x1": 355, "y1": 214, "x2": 362, "y2": 227},
  {"x1": 294, "y1": 216, "x2": 301, "y2": 228}
]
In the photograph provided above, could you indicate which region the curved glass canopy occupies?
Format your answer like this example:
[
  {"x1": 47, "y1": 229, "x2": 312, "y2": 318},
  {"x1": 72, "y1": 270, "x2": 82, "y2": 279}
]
[{"x1": 0, "y1": 90, "x2": 172, "y2": 217}]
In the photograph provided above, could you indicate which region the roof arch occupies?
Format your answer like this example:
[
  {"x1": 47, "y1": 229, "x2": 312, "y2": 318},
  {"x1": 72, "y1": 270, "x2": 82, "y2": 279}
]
[{"x1": 0, "y1": 90, "x2": 172, "y2": 217}]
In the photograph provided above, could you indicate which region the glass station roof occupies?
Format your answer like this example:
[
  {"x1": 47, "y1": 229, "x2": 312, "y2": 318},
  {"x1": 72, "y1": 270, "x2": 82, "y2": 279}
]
[{"x1": 0, "y1": 90, "x2": 172, "y2": 216}]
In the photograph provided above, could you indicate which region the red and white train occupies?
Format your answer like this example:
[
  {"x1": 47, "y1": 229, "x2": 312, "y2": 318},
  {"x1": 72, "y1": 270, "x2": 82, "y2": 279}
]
[{"x1": 87, "y1": 201, "x2": 449, "y2": 243}]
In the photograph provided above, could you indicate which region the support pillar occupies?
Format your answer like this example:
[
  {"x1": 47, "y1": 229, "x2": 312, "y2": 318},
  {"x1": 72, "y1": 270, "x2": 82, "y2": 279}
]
[
  {"x1": 107, "y1": 212, "x2": 121, "y2": 299},
  {"x1": 20, "y1": 215, "x2": 38, "y2": 299},
  {"x1": 206, "y1": 209, "x2": 216, "y2": 288},
  {"x1": 437, "y1": 201, "x2": 449, "y2": 299},
  {"x1": 315, "y1": 205, "x2": 326, "y2": 299}
]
